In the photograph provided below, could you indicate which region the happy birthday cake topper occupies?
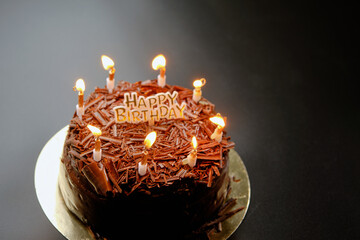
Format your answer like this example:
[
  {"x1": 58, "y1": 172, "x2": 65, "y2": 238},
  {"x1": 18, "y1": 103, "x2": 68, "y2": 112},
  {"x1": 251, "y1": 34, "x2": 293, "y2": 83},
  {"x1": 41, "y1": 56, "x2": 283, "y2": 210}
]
[{"x1": 113, "y1": 91, "x2": 186, "y2": 125}]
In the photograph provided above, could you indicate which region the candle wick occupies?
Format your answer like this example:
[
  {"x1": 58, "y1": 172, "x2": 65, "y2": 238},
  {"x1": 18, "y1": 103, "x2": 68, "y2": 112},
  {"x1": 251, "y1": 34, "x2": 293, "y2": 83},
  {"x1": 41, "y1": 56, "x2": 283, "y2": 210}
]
[
  {"x1": 109, "y1": 67, "x2": 116, "y2": 81},
  {"x1": 141, "y1": 150, "x2": 149, "y2": 165},
  {"x1": 160, "y1": 67, "x2": 166, "y2": 78}
]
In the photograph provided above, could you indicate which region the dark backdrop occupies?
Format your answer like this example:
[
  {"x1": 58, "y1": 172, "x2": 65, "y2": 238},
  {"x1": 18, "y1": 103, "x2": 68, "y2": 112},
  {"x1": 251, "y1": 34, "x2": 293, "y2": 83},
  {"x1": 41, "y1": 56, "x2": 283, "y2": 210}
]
[{"x1": 0, "y1": 0, "x2": 358, "y2": 239}]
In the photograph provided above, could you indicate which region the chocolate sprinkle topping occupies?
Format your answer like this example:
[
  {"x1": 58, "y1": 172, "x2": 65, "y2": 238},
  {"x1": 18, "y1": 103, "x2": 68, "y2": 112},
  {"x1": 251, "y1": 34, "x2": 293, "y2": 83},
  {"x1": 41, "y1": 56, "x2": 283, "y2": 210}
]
[{"x1": 65, "y1": 80, "x2": 234, "y2": 196}]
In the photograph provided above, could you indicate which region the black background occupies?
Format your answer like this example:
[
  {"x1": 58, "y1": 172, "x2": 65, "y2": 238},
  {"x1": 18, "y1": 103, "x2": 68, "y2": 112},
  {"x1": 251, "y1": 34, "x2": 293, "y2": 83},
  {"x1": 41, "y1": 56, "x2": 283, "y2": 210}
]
[{"x1": 0, "y1": 0, "x2": 358, "y2": 239}]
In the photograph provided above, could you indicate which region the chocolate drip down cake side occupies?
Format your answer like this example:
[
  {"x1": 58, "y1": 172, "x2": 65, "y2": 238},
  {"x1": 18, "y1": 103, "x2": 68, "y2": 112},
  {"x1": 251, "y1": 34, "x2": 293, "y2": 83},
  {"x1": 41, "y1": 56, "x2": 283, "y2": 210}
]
[{"x1": 59, "y1": 55, "x2": 244, "y2": 240}]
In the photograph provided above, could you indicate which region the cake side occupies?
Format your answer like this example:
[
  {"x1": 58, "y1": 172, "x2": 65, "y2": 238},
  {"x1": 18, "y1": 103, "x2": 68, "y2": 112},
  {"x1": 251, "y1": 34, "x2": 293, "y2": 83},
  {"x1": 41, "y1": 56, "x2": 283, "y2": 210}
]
[{"x1": 59, "y1": 151, "x2": 231, "y2": 239}]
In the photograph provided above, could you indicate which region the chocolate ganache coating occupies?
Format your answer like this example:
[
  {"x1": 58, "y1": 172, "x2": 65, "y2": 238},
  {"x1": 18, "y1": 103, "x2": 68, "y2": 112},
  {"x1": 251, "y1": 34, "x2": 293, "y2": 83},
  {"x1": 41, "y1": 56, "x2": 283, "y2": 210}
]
[{"x1": 59, "y1": 80, "x2": 236, "y2": 239}]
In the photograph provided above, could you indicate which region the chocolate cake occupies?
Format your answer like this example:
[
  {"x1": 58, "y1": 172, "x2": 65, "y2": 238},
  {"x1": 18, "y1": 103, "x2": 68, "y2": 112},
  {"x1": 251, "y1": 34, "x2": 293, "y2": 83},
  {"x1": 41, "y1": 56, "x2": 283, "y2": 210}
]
[{"x1": 59, "y1": 79, "x2": 242, "y2": 239}]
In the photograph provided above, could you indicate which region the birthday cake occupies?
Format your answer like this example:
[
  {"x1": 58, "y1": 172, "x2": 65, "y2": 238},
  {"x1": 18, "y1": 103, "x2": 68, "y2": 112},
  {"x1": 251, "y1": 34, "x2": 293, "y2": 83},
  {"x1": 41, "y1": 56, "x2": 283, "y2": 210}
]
[{"x1": 59, "y1": 55, "x2": 242, "y2": 239}]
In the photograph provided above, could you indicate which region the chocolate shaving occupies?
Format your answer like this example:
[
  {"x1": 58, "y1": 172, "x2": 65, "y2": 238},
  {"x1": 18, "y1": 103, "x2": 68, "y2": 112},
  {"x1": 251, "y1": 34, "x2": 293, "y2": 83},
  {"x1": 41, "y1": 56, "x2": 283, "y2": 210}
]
[
  {"x1": 80, "y1": 133, "x2": 93, "y2": 146},
  {"x1": 101, "y1": 108, "x2": 112, "y2": 119},
  {"x1": 218, "y1": 198, "x2": 237, "y2": 216},
  {"x1": 99, "y1": 136, "x2": 123, "y2": 145},
  {"x1": 197, "y1": 205, "x2": 245, "y2": 234},
  {"x1": 103, "y1": 119, "x2": 115, "y2": 130},
  {"x1": 112, "y1": 124, "x2": 117, "y2": 137},
  {"x1": 73, "y1": 117, "x2": 85, "y2": 128},
  {"x1": 207, "y1": 168, "x2": 213, "y2": 187},
  {"x1": 148, "y1": 166, "x2": 156, "y2": 182},
  {"x1": 80, "y1": 149, "x2": 93, "y2": 157},
  {"x1": 104, "y1": 98, "x2": 116, "y2": 107},
  {"x1": 91, "y1": 111, "x2": 107, "y2": 126},
  {"x1": 212, "y1": 165, "x2": 220, "y2": 176},
  {"x1": 69, "y1": 149, "x2": 85, "y2": 160},
  {"x1": 104, "y1": 159, "x2": 122, "y2": 193},
  {"x1": 232, "y1": 176, "x2": 241, "y2": 182},
  {"x1": 81, "y1": 161, "x2": 112, "y2": 196},
  {"x1": 85, "y1": 95, "x2": 104, "y2": 110},
  {"x1": 197, "y1": 155, "x2": 222, "y2": 160}
]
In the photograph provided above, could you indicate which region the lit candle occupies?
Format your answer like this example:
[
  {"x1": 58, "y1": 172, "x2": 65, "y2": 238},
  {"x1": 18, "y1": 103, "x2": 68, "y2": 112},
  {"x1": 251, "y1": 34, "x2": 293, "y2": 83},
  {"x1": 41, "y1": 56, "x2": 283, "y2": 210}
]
[
  {"x1": 152, "y1": 54, "x2": 166, "y2": 87},
  {"x1": 209, "y1": 113, "x2": 226, "y2": 142},
  {"x1": 192, "y1": 78, "x2": 206, "y2": 103},
  {"x1": 87, "y1": 125, "x2": 102, "y2": 162},
  {"x1": 73, "y1": 78, "x2": 85, "y2": 120},
  {"x1": 139, "y1": 131, "x2": 157, "y2": 176},
  {"x1": 101, "y1": 55, "x2": 116, "y2": 93},
  {"x1": 182, "y1": 136, "x2": 198, "y2": 168}
]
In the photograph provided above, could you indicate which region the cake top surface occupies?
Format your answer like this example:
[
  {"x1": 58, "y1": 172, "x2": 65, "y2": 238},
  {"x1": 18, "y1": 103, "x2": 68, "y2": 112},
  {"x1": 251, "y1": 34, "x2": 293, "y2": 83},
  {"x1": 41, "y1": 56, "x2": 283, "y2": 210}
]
[{"x1": 65, "y1": 79, "x2": 234, "y2": 196}]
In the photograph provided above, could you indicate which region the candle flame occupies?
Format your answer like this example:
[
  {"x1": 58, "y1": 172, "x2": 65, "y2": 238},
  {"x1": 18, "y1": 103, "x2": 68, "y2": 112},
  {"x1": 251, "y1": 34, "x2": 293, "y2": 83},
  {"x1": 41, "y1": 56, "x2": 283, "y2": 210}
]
[
  {"x1": 144, "y1": 131, "x2": 157, "y2": 149},
  {"x1": 75, "y1": 78, "x2": 85, "y2": 92},
  {"x1": 101, "y1": 55, "x2": 115, "y2": 70},
  {"x1": 191, "y1": 136, "x2": 198, "y2": 149},
  {"x1": 210, "y1": 113, "x2": 225, "y2": 128},
  {"x1": 193, "y1": 78, "x2": 206, "y2": 88},
  {"x1": 152, "y1": 54, "x2": 166, "y2": 70},
  {"x1": 87, "y1": 124, "x2": 102, "y2": 137}
]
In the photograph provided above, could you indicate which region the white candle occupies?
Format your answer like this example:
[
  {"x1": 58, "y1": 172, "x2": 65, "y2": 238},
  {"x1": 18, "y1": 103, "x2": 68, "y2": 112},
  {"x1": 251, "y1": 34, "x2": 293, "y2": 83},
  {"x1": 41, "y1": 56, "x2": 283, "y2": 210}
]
[
  {"x1": 192, "y1": 78, "x2": 206, "y2": 103},
  {"x1": 209, "y1": 114, "x2": 225, "y2": 143},
  {"x1": 93, "y1": 148, "x2": 102, "y2": 162},
  {"x1": 211, "y1": 126, "x2": 223, "y2": 142},
  {"x1": 106, "y1": 77, "x2": 115, "y2": 93},
  {"x1": 138, "y1": 162, "x2": 148, "y2": 176},
  {"x1": 76, "y1": 105, "x2": 84, "y2": 120},
  {"x1": 87, "y1": 125, "x2": 102, "y2": 162},
  {"x1": 138, "y1": 131, "x2": 157, "y2": 176},
  {"x1": 138, "y1": 151, "x2": 148, "y2": 176},
  {"x1": 152, "y1": 54, "x2": 166, "y2": 87},
  {"x1": 182, "y1": 136, "x2": 198, "y2": 168},
  {"x1": 101, "y1": 55, "x2": 116, "y2": 93},
  {"x1": 74, "y1": 78, "x2": 85, "y2": 120}
]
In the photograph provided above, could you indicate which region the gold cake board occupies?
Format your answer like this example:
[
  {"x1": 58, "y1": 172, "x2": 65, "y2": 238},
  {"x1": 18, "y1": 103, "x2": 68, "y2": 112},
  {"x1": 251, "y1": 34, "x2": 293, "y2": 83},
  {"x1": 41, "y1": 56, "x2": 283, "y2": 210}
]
[{"x1": 34, "y1": 126, "x2": 251, "y2": 240}]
